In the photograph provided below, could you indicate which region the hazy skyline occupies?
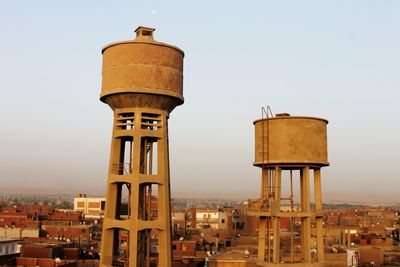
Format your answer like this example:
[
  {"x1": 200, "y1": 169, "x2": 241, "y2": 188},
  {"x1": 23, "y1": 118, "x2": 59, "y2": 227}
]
[{"x1": 0, "y1": 1, "x2": 399, "y2": 202}]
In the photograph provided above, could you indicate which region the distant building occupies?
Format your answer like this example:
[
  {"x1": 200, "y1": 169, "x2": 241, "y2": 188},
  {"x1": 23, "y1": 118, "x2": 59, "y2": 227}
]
[
  {"x1": 172, "y1": 211, "x2": 186, "y2": 235},
  {"x1": 172, "y1": 240, "x2": 197, "y2": 259},
  {"x1": 0, "y1": 238, "x2": 20, "y2": 256},
  {"x1": 195, "y1": 209, "x2": 228, "y2": 230},
  {"x1": 0, "y1": 228, "x2": 39, "y2": 239},
  {"x1": 73, "y1": 194, "x2": 105, "y2": 218},
  {"x1": 47, "y1": 210, "x2": 82, "y2": 223}
]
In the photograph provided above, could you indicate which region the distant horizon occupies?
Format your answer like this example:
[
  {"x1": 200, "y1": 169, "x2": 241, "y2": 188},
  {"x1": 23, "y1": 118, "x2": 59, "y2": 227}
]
[{"x1": 0, "y1": 186, "x2": 398, "y2": 206}]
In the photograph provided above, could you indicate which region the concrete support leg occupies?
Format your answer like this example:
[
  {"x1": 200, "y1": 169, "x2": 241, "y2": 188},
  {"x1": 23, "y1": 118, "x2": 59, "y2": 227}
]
[
  {"x1": 314, "y1": 168, "x2": 324, "y2": 262},
  {"x1": 262, "y1": 169, "x2": 267, "y2": 200},
  {"x1": 300, "y1": 169, "x2": 305, "y2": 257},
  {"x1": 155, "y1": 127, "x2": 172, "y2": 267},
  {"x1": 272, "y1": 167, "x2": 281, "y2": 264},
  {"x1": 301, "y1": 167, "x2": 311, "y2": 263},
  {"x1": 100, "y1": 109, "x2": 172, "y2": 267},
  {"x1": 347, "y1": 232, "x2": 351, "y2": 248},
  {"x1": 258, "y1": 217, "x2": 266, "y2": 263},
  {"x1": 272, "y1": 217, "x2": 280, "y2": 263}
]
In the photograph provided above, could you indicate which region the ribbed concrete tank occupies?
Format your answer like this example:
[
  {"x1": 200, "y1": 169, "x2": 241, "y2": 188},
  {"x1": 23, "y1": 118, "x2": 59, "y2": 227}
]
[
  {"x1": 254, "y1": 116, "x2": 328, "y2": 167},
  {"x1": 101, "y1": 26, "x2": 184, "y2": 111},
  {"x1": 250, "y1": 113, "x2": 329, "y2": 267},
  {"x1": 99, "y1": 26, "x2": 184, "y2": 267}
]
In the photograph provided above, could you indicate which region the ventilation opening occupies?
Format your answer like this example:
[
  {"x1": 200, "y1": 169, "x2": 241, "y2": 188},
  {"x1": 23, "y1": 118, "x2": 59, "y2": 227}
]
[
  {"x1": 115, "y1": 112, "x2": 135, "y2": 130},
  {"x1": 141, "y1": 113, "x2": 162, "y2": 131},
  {"x1": 142, "y1": 30, "x2": 152, "y2": 36}
]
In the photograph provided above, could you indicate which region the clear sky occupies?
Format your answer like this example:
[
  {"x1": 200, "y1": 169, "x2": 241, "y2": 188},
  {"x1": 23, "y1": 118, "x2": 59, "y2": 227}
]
[{"x1": 0, "y1": 1, "x2": 399, "y2": 202}]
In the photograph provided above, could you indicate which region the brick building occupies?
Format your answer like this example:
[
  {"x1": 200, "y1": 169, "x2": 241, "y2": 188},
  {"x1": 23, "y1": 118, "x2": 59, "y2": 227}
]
[{"x1": 41, "y1": 224, "x2": 92, "y2": 243}]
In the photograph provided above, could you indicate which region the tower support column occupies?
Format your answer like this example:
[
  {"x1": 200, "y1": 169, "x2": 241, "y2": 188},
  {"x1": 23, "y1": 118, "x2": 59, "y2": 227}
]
[
  {"x1": 258, "y1": 217, "x2": 267, "y2": 263},
  {"x1": 301, "y1": 167, "x2": 311, "y2": 263},
  {"x1": 272, "y1": 167, "x2": 281, "y2": 263},
  {"x1": 100, "y1": 108, "x2": 172, "y2": 267},
  {"x1": 314, "y1": 168, "x2": 324, "y2": 262}
]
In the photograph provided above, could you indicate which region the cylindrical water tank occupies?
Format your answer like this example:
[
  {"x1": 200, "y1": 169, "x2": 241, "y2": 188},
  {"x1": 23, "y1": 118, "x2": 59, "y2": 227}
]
[
  {"x1": 100, "y1": 26, "x2": 184, "y2": 111},
  {"x1": 254, "y1": 115, "x2": 328, "y2": 167}
]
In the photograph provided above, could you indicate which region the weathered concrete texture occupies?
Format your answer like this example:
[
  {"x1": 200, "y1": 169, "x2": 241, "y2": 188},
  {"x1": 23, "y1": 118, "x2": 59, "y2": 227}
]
[
  {"x1": 254, "y1": 116, "x2": 328, "y2": 167},
  {"x1": 101, "y1": 26, "x2": 184, "y2": 110},
  {"x1": 99, "y1": 26, "x2": 184, "y2": 267}
]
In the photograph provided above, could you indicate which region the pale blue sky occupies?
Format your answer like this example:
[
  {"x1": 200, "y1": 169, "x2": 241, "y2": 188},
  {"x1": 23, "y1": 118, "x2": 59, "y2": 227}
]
[{"x1": 0, "y1": 1, "x2": 399, "y2": 201}]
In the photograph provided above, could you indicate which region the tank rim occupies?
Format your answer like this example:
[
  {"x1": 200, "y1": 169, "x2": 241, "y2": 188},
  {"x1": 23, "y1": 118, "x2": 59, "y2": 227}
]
[
  {"x1": 101, "y1": 40, "x2": 184, "y2": 55},
  {"x1": 99, "y1": 91, "x2": 184, "y2": 106},
  {"x1": 253, "y1": 162, "x2": 330, "y2": 168},
  {"x1": 253, "y1": 116, "x2": 328, "y2": 125}
]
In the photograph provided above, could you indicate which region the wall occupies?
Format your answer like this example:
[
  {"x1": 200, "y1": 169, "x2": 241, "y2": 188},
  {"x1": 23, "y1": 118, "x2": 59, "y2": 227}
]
[
  {"x1": 73, "y1": 197, "x2": 105, "y2": 217},
  {"x1": 0, "y1": 240, "x2": 20, "y2": 256}
]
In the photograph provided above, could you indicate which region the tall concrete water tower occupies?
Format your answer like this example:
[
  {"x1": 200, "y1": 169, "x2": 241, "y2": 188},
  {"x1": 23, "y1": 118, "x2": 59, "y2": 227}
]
[
  {"x1": 99, "y1": 26, "x2": 184, "y2": 267},
  {"x1": 249, "y1": 111, "x2": 328, "y2": 266}
]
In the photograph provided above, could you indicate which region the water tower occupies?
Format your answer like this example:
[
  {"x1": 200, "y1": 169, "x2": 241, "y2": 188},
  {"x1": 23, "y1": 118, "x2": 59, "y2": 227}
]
[
  {"x1": 99, "y1": 26, "x2": 184, "y2": 267},
  {"x1": 249, "y1": 110, "x2": 328, "y2": 266}
]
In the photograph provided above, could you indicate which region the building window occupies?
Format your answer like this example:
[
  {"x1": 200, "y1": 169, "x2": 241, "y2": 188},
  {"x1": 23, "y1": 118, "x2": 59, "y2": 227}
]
[{"x1": 221, "y1": 219, "x2": 225, "y2": 224}]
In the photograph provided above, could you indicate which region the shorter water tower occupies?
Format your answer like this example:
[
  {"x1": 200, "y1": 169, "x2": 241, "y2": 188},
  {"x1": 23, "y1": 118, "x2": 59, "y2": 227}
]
[{"x1": 249, "y1": 111, "x2": 329, "y2": 266}]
